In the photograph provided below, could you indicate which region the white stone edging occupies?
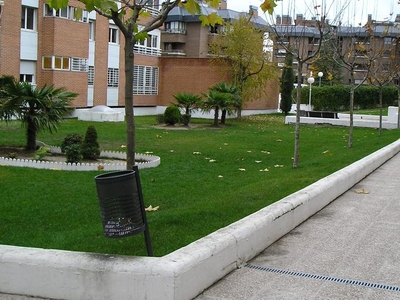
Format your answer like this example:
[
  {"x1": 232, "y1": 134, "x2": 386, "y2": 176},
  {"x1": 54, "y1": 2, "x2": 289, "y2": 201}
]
[
  {"x1": 0, "y1": 139, "x2": 399, "y2": 300},
  {"x1": 0, "y1": 146, "x2": 160, "y2": 171}
]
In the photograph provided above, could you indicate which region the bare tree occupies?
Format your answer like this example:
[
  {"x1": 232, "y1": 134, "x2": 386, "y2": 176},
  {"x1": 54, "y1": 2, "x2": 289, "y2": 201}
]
[
  {"x1": 328, "y1": 24, "x2": 372, "y2": 147},
  {"x1": 269, "y1": 6, "x2": 324, "y2": 168},
  {"x1": 365, "y1": 20, "x2": 400, "y2": 135}
]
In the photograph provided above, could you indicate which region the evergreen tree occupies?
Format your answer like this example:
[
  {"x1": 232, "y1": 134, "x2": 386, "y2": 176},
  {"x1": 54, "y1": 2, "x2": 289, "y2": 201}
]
[
  {"x1": 280, "y1": 53, "x2": 295, "y2": 115},
  {"x1": 81, "y1": 125, "x2": 100, "y2": 160}
]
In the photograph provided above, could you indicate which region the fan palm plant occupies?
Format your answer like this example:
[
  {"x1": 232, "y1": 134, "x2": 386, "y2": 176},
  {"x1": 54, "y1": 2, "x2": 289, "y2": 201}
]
[
  {"x1": 173, "y1": 92, "x2": 202, "y2": 125},
  {"x1": 210, "y1": 82, "x2": 239, "y2": 124},
  {"x1": 202, "y1": 89, "x2": 232, "y2": 127},
  {"x1": 0, "y1": 76, "x2": 77, "y2": 150}
]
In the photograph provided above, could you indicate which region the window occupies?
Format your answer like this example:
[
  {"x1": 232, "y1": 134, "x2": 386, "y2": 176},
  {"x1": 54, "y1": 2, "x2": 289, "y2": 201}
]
[
  {"x1": 109, "y1": 27, "x2": 119, "y2": 44},
  {"x1": 20, "y1": 74, "x2": 34, "y2": 83},
  {"x1": 108, "y1": 68, "x2": 119, "y2": 87},
  {"x1": 88, "y1": 66, "x2": 94, "y2": 85},
  {"x1": 89, "y1": 20, "x2": 95, "y2": 41},
  {"x1": 42, "y1": 56, "x2": 70, "y2": 70},
  {"x1": 165, "y1": 21, "x2": 186, "y2": 34},
  {"x1": 44, "y1": 4, "x2": 88, "y2": 22},
  {"x1": 21, "y1": 6, "x2": 36, "y2": 30},
  {"x1": 133, "y1": 65, "x2": 159, "y2": 95},
  {"x1": 71, "y1": 57, "x2": 88, "y2": 72}
]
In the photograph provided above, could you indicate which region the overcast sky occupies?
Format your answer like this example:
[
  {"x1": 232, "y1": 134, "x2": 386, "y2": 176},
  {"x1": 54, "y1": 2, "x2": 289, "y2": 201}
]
[{"x1": 226, "y1": 0, "x2": 399, "y2": 25}]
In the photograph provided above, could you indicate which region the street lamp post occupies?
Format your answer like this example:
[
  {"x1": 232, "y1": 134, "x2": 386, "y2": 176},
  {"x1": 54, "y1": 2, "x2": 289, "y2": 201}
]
[
  {"x1": 318, "y1": 71, "x2": 323, "y2": 87},
  {"x1": 307, "y1": 72, "x2": 315, "y2": 109}
]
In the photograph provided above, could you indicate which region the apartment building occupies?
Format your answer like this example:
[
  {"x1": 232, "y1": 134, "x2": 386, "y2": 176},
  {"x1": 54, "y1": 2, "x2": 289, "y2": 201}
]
[
  {"x1": 0, "y1": 0, "x2": 279, "y2": 115},
  {"x1": 272, "y1": 14, "x2": 400, "y2": 85}
]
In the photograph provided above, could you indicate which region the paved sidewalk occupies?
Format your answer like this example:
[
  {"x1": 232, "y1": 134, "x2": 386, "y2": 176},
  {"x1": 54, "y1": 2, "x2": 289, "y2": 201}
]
[{"x1": 196, "y1": 152, "x2": 400, "y2": 299}]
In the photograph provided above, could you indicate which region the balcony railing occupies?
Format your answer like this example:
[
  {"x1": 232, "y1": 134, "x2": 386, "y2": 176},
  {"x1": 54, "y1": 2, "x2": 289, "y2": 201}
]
[{"x1": 134, "y1": 45, "x2": 161, "y2": 56}]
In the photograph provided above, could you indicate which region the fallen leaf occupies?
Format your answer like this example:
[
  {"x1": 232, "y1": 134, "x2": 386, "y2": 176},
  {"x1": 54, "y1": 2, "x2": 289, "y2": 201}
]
[
  {"x1": 261, "y1": 151, "x2": 271, "y2": 154},
  {"x1": 218, "y1": 175, "x2": 223, "y2": 178},
  {"x1": 354, "y1": 188, "x2": 370, "y2": 194},
  {"x1": 145, "y1": 205, "x2": 159, "y2": 212},
  {"x1": 276, "y1": 139, "x2": 282, "y2": 142},
  {"x1": 170, "y1": 150, "x2": 174, "y2": 152},
  {"x1": 193, "y1": 151, "x2": 201, "y2": 155},
  {"x1": 209, "y1": 159, "x2": 216, "y2": 163},
  {"x1": 120, "y1": 145, "x2": 126, "y2": 148},
  {"x1": 255, "y1": 160, "x2": 262, "y2": 163},
  {"x1": 239, "y1": 168, "x2": 246, "y2": 171},
  {"x1": 260, "y1": 168, "x2": 269, "y2": 172},
  {"x1": 322, "y1": 150, "x2": 330, "y2": 154},
  {"x1": 274, "y1": 164, "x2": 284, "y2": 168}
]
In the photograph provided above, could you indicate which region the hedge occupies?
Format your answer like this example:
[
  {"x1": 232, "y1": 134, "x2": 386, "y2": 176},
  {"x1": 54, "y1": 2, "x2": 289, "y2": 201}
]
[{"x1": 297, "y1": 85, "x2": 398, "y2": 111}]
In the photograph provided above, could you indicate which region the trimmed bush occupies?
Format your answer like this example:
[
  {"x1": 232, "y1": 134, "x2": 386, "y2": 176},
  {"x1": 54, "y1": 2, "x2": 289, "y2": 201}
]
[
  {"x1": 181, "y1": 114, "x2": 191, "y2": 126},
  {"x1": 164, "y1": 105, "x2": 181, "y2": 125},
  {"x1": 300, "y1": 85, "x2": 399, "y2": 111},
  {"x1": 81, "y1": 125, "x2": 100, "y2": 160},
  {"x1": 65, "y1": 144, "x2": 82, "y2": 164},
  {"x1": 61, "y1": 133, "x2": 83, "y2": 153}
]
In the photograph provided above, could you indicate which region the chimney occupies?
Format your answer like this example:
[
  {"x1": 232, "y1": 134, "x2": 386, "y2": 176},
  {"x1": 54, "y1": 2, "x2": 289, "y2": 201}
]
[
  {"x1": 249, "y1": 5, "x2": 258, "y2": 17},
  {"x1": 282, "y1": 15, "x2": 292, "y2": 25},
  {"x1": 276, "y1": 15, "x2": 282, "y2": 25},
  {"x1": 295, "y1": 14, "x2": 303, "y2": 25},
  {"x1": 219, "y1": 0, "x2": 227, "y2": 10}
]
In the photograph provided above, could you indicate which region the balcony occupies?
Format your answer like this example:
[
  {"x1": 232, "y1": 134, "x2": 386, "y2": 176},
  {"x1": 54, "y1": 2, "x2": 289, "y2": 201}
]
[
  {"x1": 161, "y1": 49, "x2": 186, "y2": 57},
  {"x1": 161, "y1": 30, "x2": 187, "y2": 44}
]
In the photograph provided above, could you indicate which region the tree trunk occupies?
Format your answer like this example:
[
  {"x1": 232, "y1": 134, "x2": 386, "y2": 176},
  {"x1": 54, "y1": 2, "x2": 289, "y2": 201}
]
[
  {"x1": 124, "y1": 34, "x2": 136, "y2": 170},
  {"x1": 293, "y1": 62, "x2": 303, "y2": 168},
  {"x1": 26, "y1": 118, "x2": 37, "y2": 150},
  {"x1": 213, "y1": 106, "x2": 219, "y2": 127},
  {"x1": 221, "y1": 109, "x2": 227, "y2": 124},
  {"x1": 348, "y1": 85, "x2": 354, "y2": 148},
  {"x1": 378, "y1": 86, "x2": 383, "y2": 137}
]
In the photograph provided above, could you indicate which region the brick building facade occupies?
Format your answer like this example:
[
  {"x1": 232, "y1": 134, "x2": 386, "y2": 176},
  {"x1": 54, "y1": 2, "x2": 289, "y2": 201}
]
[{"x1": 0, "y1": 0, "x2": 279, "y2": 116}]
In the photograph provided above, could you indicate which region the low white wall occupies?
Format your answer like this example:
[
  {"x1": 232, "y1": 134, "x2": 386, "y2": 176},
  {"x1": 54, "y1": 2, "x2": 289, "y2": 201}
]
[
  {"x1": 0, "y1": 147, "x2": 160, "y2": 171},
  {"x1": 285, "y1": 114, "x2": 398, "y2": 129},
  {"x1": 1, "y1": 139, "x2": 400, "y2": 300}
]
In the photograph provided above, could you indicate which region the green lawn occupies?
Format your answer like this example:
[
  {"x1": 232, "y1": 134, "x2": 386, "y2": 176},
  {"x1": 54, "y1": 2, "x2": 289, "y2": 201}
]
[{"x1": 1, "y1": 115, "x2": 399, "y2": 256}]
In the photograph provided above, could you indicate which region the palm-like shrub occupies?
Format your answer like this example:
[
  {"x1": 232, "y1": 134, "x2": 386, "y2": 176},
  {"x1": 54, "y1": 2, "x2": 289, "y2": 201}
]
[{"x1": 0, "y1": 76, "x2": 77, "y2": 150}]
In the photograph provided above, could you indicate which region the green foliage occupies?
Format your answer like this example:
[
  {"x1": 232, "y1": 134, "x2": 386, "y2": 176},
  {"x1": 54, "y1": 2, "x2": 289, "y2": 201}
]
[
  {"x1": 61, "y1": 133, "x2": 83, "y2": 153},
  {"x1": 300, "y1": 85, "x2": 398, "y2": 111},
  {"x1": 208, "y1": 16, "x2": 277, "y2": 115},
  {"x1": 181, "y1": 114, "x2": 191, "y2": 126},
  {"x1": 164, "y1": 105, "x2": 182, "y2": 125},
  {"x1": 280, "y1": 53, "x2": 295, "y2": 115},
  {"x1": 65, "y1": 144, "x2": 82, "y2": 164},
  {"x1": 34, "y1": 146, "x2": 51, "y2": 160},
  {"x1": 173, "y1": 92, "x2": 202, "y2": 116},
  {"x1": 81, "y1": 125, "x2": 100, "y2": 160},
  {"x1": 0, "y1": 76, "x2": 77, "y2": 150},
  {"x1": 156, "y1": 114, "x2": 165, "y2": 124}
]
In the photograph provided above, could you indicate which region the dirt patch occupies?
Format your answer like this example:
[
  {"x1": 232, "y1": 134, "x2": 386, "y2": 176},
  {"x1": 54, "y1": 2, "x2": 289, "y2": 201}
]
[{"x1": 0, "y1": 147, "x2": 124, "y2": 164}]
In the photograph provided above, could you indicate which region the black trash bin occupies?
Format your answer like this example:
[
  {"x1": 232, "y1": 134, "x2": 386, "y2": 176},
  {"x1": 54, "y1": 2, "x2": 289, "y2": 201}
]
[{"x1": 95, "y1": 167, "x2": 153, "y2": 256}]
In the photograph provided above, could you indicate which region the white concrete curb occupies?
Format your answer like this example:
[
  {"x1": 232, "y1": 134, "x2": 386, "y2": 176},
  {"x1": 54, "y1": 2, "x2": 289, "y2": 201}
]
[{"x1": 1, "y1": 139, "x2": 400, "y2": 300}]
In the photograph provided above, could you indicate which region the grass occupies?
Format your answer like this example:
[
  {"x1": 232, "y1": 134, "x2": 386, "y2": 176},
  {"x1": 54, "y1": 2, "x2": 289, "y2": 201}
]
[{"x1": 1, "y1": 114, "x2": 399, "y2": 257}]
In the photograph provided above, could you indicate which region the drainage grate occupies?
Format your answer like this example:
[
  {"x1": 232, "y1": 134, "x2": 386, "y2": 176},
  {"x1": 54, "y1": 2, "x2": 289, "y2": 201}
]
[{"x1": 246, "y1": 264, "x2": 400, "y2": 293}]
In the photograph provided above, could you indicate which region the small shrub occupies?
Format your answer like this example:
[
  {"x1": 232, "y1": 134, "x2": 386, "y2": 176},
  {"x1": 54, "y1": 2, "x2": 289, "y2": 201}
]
[
  {"x1": 81, "y1": 125, "x2": 100, "y2": 160},
  {"x1": 65, "y1": 144, "x2": 82, "y2": 164},
  {"x1": 164, "y1": 105, "x2": 181, "y2": 125},
  {"x1": 8, "y1": 152, "x2": 18, "y2": 159},
  {"x1": 34, "y1": 146, "x2": 51, "y2": 160},
  {"x1": 61, "y1": 133, "x2": 83, "y2": 153},
  {"x1": 156, "y1": 114, "x2": 165, "y2": 124},
  {"x1": 181, "y1": 114, "x2": 191, "y2": 126}
]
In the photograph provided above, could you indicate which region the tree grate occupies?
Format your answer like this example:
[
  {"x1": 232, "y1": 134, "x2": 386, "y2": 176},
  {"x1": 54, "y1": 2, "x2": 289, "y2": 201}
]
[{"x1": 246, "y1": 264, "x2": 400, "y2": 293}]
